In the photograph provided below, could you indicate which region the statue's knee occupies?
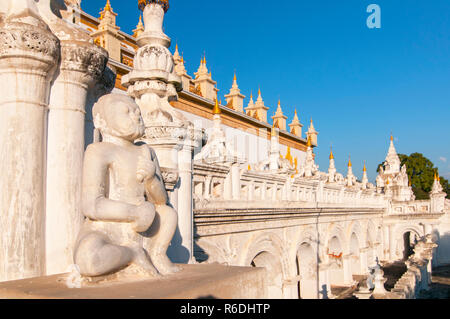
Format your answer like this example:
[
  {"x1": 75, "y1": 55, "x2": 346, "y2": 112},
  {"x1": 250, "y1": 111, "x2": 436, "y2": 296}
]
[{"x1": 158, "y1": 205, "x2": 178, "y2": 224}]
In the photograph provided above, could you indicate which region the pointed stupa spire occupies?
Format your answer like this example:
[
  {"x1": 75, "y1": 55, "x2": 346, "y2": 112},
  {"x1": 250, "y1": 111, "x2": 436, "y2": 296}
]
[
  {"x1": 289, "y1": 109, "x2": 303, "y2": 137},
  {"x1": 307, "y1": 135, "x2": 312, "y2": 148},
  {"x1": 348, "y1": 155, "x2": 352, "y2": 167},
  {"x1": 247, "y1": 86, "x2": 268, "y2": 122},
  {"x1": 105, "y1": 0, "x2": 112, "y2": 11},
  {"x1": 272, "y1": 99, "x2": 287, "y2": 130},
  {"x1": 213, "y1": 93, "x2": 221, "y2": 115},
  {"x1": 308, "y1": 118, "x2": 317, "y2": 133},
  {"x1": 292, "y1": 109, "x2": 300, "y2": 123},
  {"x1": 306, "y1": 117, "x2": 318, "y2": 146},
  {"x1": 225, "y1": 71, "x2": 245, "y2": 112},
  {"x1": 133, "y1": 14, "x2": 145, "y2": 37},
  {"x1": 328, "y1": 145, "x2": 337, "y2": 183},
  {"x1": 362, "y1": 160, "x2": 369, "y2": 189},
  {"x1": 173, "y1": 42, "x2": 180, "y2": 58},
  {"x1": 384, "y1": 133, "x2": 401, "y2": 174},
  {"x1": 99, "y1": 0, "x2": 117, "y2": 21}
]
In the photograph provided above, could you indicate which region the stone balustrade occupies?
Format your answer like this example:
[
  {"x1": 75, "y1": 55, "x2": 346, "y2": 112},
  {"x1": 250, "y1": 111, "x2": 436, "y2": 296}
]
[
  {"x1": 193, "y1": 163, "x2": 386, "y2": 209},
  {"x1": 387, "y1": 235, "x2": 437, "y2": 299}
]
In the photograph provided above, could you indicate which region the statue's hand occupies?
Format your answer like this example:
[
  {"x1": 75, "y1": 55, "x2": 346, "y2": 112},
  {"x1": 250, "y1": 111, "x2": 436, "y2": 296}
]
[
  {"x1": 136, "y1": 154, "x2": 156, "y2": 183},
  {"x1": 131, "y1": 202, "x2": 156, "y2": 233}
]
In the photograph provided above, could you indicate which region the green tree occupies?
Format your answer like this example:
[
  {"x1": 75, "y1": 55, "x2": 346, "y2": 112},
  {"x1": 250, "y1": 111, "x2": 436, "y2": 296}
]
[{"x1": 377, "y1": 153, "x2": 450, "y2": 200}]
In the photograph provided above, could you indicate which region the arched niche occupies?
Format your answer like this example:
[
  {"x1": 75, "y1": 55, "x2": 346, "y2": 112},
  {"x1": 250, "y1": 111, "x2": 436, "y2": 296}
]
[
  {"x1": 349, "y1": 232, "x2": 362, "y2": 276},
  {"x1": 296, "y1": 242, "x2": 318, "y2": 299},
  {"x1": 327, "y1": 235, "x2": 345, "y2": 287},
  {"x1": 250, "y1": 251, "x2": 284, "y2": 299}
]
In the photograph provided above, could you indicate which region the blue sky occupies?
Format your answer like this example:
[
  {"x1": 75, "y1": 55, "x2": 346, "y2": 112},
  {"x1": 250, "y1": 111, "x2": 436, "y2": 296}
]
[{"x1": 81, "y1": 0, "x2": 450, "y2": 182}]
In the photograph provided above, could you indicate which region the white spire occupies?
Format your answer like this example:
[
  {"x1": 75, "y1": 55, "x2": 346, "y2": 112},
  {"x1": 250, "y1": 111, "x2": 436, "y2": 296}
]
[
  {"x1": 328, "y1": 146, "x2": 336, "y2": 183},
  {"x1": 384, "y1": 134, "x2": 401, "y2": 174}
]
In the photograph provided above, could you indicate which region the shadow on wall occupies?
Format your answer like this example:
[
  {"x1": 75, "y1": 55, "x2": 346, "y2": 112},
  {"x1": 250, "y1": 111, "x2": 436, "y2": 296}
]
[
  {"x1": 168, "y1": 224, "x2": 191, "y2": 264},
  {"x1": 434, "y1": 232, "x2": 450, "y2": 267}
]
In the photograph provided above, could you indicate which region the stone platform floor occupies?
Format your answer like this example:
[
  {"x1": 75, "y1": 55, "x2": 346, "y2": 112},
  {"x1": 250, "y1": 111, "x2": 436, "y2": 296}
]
[{"x1": 0, "y1": 264, "x2": 266, "y2": 299}]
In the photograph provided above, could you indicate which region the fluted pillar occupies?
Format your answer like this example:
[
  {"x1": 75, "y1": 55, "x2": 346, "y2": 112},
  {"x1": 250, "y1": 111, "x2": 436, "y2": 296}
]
[
  {"x1": 45, "y1": 42, "x2": 107, "y2": 275},
  {"x1": 0, "y1": 15, "x2": 60, "y2": 281},
  {"x1": 169, "y1": 130, "x2": 201, "y2": 263},
  {"x1": 231, "y1": 163, "x2": 241, "y2": 200},
  {"x1": 389, "y1": 225, "x2": 396, "y2": 261}
]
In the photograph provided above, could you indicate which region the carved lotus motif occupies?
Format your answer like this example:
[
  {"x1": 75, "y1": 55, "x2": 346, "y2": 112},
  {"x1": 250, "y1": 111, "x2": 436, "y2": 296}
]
[
  {"x1": 0, "y1": 23, "x2": 59, "y2": 60},
  {"x1": 134, "y1": 44, "x2": 174, "y2": 76}
]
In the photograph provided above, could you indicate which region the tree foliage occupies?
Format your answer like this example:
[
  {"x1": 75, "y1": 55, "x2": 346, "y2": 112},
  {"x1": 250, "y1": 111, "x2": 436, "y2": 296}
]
[{"x1": 377, "y1": 153, "x2": 450, "y2": 200}]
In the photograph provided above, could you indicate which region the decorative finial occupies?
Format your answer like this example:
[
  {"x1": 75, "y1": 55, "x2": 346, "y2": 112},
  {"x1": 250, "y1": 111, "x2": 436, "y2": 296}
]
[
  {"x1": 138, "y1": 0, "x2": 170, "y2": 12},
  {"x1": 133, "y1": 14, "x2": 145, "y2": 37},
  {"x1": 105, "y1": 0, "x2": 112, "y2": 11},
  {"x1": 213, "y1": 94, "x2": 221, "y2": 115},
  {"x1": 329, "y1": 145, "x2": 334, "y2": 160},
  {"x1": 307, "y1": 135, "x2": 312, "y2": 148},
  {"x1": 348, "y1": 155, "x2": 352, "y2": 167},
  {"x1": 390, "y1": 133, "x2": 394, "y2": 142},
  {"x1": 363, "y1": 160, "x2": 367, "y2": 172},
  {"x1": 271, "y1": 126, "x2": 278, "y2": 137}
]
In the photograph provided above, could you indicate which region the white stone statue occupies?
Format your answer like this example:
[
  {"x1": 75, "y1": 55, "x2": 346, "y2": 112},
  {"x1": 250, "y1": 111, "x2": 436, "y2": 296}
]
[{"x1": 74, "y1": 94, "x2": 179, "y2": 278}]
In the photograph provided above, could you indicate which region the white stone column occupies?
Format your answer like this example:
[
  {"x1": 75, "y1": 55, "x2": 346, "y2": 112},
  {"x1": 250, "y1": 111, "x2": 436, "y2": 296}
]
[
  {"x1": 342, "y1": 255, "x2": 353, "y2": 285},
  {"x1": 424, "y1": 224, "x2": 433, "y2": 236},
  {"x1": 45, "y1": 42, "x2": 107, "y2": 275},
  {"x1": 223, "y1": 169, "x2": 232, "y2": 200},
  {"x1": 248, "y1": 181, "x2": 255, "y2": 201},
  {"x1": 0, "y1": 16, "x2": 59, "y2": 282},
  {"x1": 383, "y1": 225, "x2": 390, "y2": 261},
  {"x1": 389, "y1": 225, "x2": 396, "y2": 261},
  {"x1": 231, "y1": 163, "x2": 241, "y2": 200},
  {"x1": 318, "y1": 264, "x2": 332, "y2": 299},
  {"x1": 360, "y1": 247, "x2": 369, "y2": 274},
  {"x1": 171, "y1": 132, "x2": 200, "y2": 263},
  {"x1": 204, "y1": 175, "x2": 212, "y2": 200}
]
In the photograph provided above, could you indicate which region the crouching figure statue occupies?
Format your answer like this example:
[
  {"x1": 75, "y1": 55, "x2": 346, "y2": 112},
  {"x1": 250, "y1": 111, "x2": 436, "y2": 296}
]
[{"x1": 74, "y1": 94, "x2": 179, "y2": 278}]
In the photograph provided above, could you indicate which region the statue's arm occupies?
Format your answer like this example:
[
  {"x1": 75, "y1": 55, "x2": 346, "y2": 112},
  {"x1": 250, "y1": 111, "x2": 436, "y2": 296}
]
[
  {"x1": 145, "y1": 146, "x2": 169, "y2": 205},
  {"x1": 82, "y1": 144, "x2": 137, "y2": 223}
]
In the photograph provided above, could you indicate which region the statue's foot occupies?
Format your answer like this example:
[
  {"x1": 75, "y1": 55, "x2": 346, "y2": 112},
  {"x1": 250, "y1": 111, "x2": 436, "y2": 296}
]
[
  {"x1": 133, "y1": 247, "x2": 161, "y2": 278},
  {"x1": 150, "y1": 252, "x2": 181, "y2": 275}
]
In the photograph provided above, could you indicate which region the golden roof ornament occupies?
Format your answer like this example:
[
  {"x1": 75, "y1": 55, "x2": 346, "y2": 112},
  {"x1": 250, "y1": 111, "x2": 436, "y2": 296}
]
[
  {"x1": 329, "y1": 146, "x2": 334, "y2": 160},
  {"x1": 105, "y1": 0, "x2": 112, "y2": 12},
  {"x1": 133, "y1": 15, "x2": 145, "y2": 37},
  {"x1": 348, "y1": 156, "x2": 352, "y2": 167},
  {"x1": 363, "y1": 161, "x2": 367, "y2": 172},
  {"x1": 306, "y1": 135, "x2": 312, "y2": 148},
  {"x1": 138, "y1": 0, "x2": 170, "y2": 12},
  {"x1": 212, "y1": 95, "x2": 221, "y2": 115},
  {"x1": 285, "y1": 147, "x2": 293, "y2": 165}
]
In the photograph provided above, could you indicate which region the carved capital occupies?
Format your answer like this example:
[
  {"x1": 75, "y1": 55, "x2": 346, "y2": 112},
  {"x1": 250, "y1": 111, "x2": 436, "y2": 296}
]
[
  {"x1": 160, "y1": 167, "x2": 179, "y2": 191},
  {"x1": 0, "y1": 22, "x2": 60, "y2": 72},
  {"x1": 144, "y1": 124, "x2": 187, "y2": 142},
  {"x1": 60, "y1": 41, "x2": 108, "y2": 83}
]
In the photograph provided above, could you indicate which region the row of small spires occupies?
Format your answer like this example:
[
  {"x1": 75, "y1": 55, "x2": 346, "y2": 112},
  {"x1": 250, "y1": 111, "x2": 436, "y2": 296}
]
[
  {"x1": 184, "y1": 47, "x2": 310, "y2": 131},
  {"x1": 96, "y1": 1, "x2": 313, "y2": 136}
]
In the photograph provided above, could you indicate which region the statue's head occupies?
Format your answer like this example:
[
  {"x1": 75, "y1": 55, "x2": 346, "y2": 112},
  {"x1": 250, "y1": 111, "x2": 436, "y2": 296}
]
[{"x1": 93, "y1": 94, "x2": 145, "y2": 142}]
